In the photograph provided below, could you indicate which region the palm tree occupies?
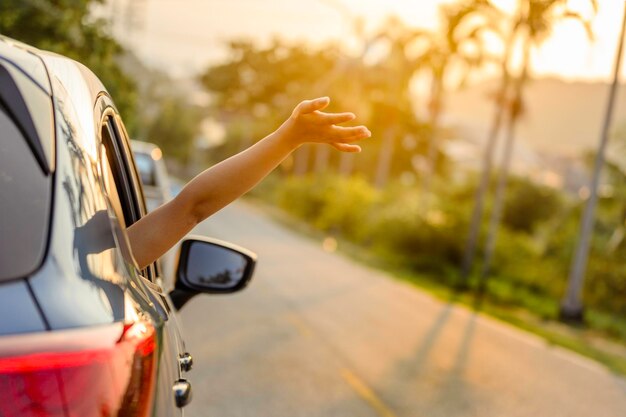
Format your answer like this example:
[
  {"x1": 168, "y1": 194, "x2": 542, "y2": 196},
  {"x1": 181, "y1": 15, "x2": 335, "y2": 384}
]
[
  {"x1": 561, "y1": 1, "x2": 626, "y2": 321},
  {"x1": 367, "y1": 1, "x2": 498, "y2": 190},
  {"x1": 413, "y1": 0, "x2": 499, "y2": 202},
  {"x1": 461, "y1": 6, "x2": 517, "y2": 282},
  {"x1": 315, "y1": 1, "x2": 495, "y2": 188},
  {"x1": 462, "y1": 0, "x2": 597, "y2": 282},
  {"x1": 373, "y1": 19, "x2": 415, "y2": 188},
  {"x1": 479, "y1": 36, "x2": 529, "y2": 285},
  {"x1": 480, "y1": 0, "x2": 597, "y2": 282}
]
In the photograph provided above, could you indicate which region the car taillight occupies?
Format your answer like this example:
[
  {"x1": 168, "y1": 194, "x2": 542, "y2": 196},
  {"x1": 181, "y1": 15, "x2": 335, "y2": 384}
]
[{"x1": 0, "y1": 320, "x2": 157, "y2": 417}]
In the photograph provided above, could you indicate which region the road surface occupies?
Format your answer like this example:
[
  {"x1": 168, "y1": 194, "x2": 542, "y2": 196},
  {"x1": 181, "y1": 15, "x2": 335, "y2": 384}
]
[{"x1": 180, "y1": 201, "x2": 626, "y2": 417}]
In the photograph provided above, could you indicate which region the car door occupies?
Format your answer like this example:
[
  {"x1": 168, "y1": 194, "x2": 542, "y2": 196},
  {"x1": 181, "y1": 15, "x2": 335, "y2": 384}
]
[
  {"x1": 108, "y1": 113, "x2": 190, "y2": 358},
  {"x1": 97, "y1": 106, "x2": 190, "y2": 416}
]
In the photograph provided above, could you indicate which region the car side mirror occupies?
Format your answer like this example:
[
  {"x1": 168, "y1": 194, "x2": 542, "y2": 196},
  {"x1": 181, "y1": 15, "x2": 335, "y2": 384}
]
[{"x1": 169, "y1": 236, "x2": 257, "y2": 310}]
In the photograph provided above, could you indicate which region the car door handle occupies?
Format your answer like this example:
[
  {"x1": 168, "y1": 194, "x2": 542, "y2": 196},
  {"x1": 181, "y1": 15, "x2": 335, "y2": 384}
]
[
  {"x1": 178, "y1": 352, "x2": 193, "y2": 372},
  {"x1": 173, "y1": 378, "x2": 192, "y2": 408}
]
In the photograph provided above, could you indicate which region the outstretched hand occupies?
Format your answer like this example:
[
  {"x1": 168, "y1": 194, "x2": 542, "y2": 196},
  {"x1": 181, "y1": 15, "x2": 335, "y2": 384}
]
[
  {"x1": 127, "y1": 96, "x2": 371, "y2": 269},
  {"x1": 278, "y1": 97, "x2": 371, "y2": 153}
]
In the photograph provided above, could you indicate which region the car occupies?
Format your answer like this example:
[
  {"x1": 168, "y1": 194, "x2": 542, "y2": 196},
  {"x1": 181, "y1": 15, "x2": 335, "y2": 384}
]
[
  {"x1": 0, "y1": 35, "x2": 257, "y2": 417},
  {"x1": 130, "y1": 140, "x2": 172, "y2": 213}
]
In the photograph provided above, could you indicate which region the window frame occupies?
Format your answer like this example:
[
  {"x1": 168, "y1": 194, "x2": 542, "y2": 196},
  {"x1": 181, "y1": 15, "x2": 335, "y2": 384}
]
[{"x1": 97, "y1": 108, "x2": 158, "y2": 281}]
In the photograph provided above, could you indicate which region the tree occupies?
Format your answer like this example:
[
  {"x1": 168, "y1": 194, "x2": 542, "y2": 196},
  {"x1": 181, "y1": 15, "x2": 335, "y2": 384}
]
[
  {"x1": 201, "y1": 39, "x2": 338, "y2": 172},
  {"x1": 462, "y1": 0, "x2": 597, "y2": 282},
  {"x1": 201, "y1": 40, "x2": 337, "y2": 119},
  {"x1": 0, "y1": 0, "x2": 138, "y2": 135},
  {"x1": 410, "y1": 0, "x2": 498, "y2": 201},
  {"x1": 199, "y1": 33, "x2": 431, "y2": 185},
  {"x1": 370, "y1": 18, "x2": 416, "y2": 188},
  {"x1": 561, "y1": 1, "x2": 625, "y2": 321},
  {"x1": 481, "y1": 0, "x2": 597, "y2": 281},
  {"x1": 145, "y1": 97, "x2": 200, "y2": 165}
]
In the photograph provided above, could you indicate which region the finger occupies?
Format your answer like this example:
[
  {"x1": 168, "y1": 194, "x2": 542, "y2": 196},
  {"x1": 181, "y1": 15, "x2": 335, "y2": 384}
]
[
  {"x1": 336, "y1": 133, "x2": 371, "y2": 144},
  {"x1": 316, "y1": 112, "x2": 356, "y2": 125},
  {"x1": 331, "y1": 125, "x2": 371, "y2": 139},
  {"x1": 331, "y1": 142, "x2": 362, "y2": 153},
  {"x1": 297, "y1": 97, "x2": 330, "y2": 114}
]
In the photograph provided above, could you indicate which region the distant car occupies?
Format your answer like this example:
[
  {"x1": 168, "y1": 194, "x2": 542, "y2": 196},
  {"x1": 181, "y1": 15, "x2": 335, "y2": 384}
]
[
  {"x1": 130, "y1": 140, "x2": 179, "y2": 281},
  {"x1": 0, "y1": 36, "x2": 257, "y2": 416},
  {"x1": 131, "y1": 140, "x2": 172, "y2": 212}
]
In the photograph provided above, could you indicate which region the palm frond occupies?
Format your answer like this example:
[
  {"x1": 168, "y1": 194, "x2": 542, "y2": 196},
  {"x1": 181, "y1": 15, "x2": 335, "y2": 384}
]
[{"x1": 561, "y1": 10, "x2": 595, "y2": 40}]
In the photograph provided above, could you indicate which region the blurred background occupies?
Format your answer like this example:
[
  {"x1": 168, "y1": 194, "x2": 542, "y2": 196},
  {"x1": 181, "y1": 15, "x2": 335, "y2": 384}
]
[{"x1": 2, "y1": 0, "x2": 626, "y2": 412}]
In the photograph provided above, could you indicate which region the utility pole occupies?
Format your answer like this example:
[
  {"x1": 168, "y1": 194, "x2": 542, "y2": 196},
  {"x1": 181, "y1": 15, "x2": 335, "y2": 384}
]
[{"x1": 560, "y1": 1, "x2": 626, "y2": 321}]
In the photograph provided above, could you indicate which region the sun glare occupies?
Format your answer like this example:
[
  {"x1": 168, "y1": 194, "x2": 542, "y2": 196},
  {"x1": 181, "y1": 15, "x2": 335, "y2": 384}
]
[{"x1": 117, "y1": 0, "x2": 626, "y2": 81}]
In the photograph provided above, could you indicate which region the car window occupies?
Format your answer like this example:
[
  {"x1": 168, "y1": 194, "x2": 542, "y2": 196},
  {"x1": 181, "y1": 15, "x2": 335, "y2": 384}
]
[
  {"x1": 110, "y1": 117, "x2": 162, "y2": 280},
  {"x1": 100, "y1": 116, "x2": 156, "y2": 281},
  {"x1": 0, "y1": 107, "x2": 52, "y2": 281},
  {"x1": 101, "y1": 119, "x2": 137, "y2": 227}
]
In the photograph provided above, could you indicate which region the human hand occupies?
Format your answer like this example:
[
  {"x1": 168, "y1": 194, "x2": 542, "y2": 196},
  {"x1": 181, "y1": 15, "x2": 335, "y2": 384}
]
[{"x1": 278, "y1": 97, "x2": 371, "y2": 152}]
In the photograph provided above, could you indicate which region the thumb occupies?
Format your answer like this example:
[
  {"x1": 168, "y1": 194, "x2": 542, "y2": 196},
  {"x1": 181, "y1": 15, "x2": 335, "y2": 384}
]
[{"x1": 296, "y1": 97, "x2": 330, "y2": 115}]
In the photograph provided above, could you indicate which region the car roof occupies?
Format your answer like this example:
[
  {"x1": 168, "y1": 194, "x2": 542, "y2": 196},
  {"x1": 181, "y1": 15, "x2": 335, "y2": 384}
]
[
  {"x1": 0, "y1": 36, "x2": 52, "y2": 94},
  {"x1": 0, "y1": 35, "x2": 111, "y2": 164},
  {"x1": 0, "y1": 37, "x2": 55, "y2": 173}
]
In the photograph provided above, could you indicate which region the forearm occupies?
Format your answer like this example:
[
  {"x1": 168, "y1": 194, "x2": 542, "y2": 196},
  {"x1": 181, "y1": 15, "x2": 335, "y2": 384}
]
[
  {"x1": 127, "y1": 127, "x2": 296, "y2": 269},
  {"x1": 183, "y1": 126, "x2": 297, "y2": 222}
]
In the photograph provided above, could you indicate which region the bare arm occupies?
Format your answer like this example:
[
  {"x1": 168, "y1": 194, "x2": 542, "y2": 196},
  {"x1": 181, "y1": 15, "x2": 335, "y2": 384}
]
[{"x1": 127, "y1": 97, "x2": 370, "y2": 269}]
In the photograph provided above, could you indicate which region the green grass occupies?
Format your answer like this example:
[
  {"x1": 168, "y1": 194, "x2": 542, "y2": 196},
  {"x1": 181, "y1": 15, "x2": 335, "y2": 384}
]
[{"x1": 246, "y1": 196, "x2": 626, "y2": 377}]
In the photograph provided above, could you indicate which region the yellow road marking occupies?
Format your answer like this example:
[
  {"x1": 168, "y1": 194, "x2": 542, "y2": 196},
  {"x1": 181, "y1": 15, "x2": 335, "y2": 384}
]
[
  {"x1": 284, "y1": 317, "x2": 399, "y2": 417},
  {"x1": 340, "y1": 369, "x2": 399, "y2": 417}
]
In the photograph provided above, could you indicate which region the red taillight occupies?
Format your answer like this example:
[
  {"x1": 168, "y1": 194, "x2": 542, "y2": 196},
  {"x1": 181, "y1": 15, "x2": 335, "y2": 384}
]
[{"x1": 0, "y1": 321, "x2": 157, "y2": 417}]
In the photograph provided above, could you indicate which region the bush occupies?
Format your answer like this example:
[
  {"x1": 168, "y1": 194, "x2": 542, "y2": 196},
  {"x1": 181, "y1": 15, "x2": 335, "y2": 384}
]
[
  {"x1": 313, "y1": 176, "x2": 379, "y2": 241},
  {"x1": 266, "y1": 173, "x2": 626, "y2": 323},
  {"x1": 504, "y1": 179, "x2": 563, "y2": 233},
  {"x1": 275, "y1": 175, "x2": 330, "y2": 221},
  {"x1": 491, "y1": 227, "x2": 566, "y2": 302},
  {"x1": 275, "y1": 175, "x2": 379, "y2": 241},
  {"x1": 367, "y1": 189, "x2": 468, "y2": 274}
]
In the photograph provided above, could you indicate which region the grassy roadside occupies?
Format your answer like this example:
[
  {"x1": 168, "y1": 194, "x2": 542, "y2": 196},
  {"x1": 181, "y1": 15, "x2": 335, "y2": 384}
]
[{"x1": 244, "y1": 196, "x2": 626, "y2": 377}]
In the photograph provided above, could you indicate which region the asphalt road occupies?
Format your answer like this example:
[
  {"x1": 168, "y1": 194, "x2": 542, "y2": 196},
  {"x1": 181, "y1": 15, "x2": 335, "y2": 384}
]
[{"x1": 180, "y1": 200, "x2": 626, "y2": 417}]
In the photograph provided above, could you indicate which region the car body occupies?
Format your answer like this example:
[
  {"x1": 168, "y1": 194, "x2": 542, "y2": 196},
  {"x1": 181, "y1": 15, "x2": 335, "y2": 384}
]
[
  {"x1": 0, "y1": 36, "x2": 256, "y2": 416},
  {"x1": 130, "y1": 140, "x2": 171, "y2": 213}
]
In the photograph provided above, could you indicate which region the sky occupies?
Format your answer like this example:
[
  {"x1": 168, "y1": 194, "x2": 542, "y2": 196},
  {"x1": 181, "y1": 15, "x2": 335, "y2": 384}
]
[{"x1": 107, "y1": 0, "x2": 626, "y2": 81}]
